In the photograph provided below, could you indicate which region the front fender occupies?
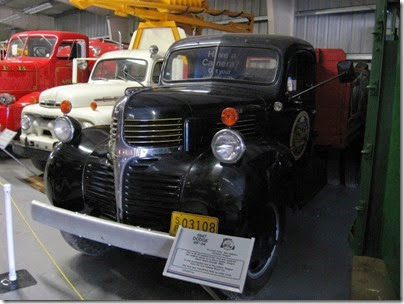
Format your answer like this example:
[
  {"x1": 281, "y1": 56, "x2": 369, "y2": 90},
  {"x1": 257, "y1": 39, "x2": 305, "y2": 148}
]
[
  {"x1": 45, "y1": 125, "x2": 110, "y2": 211},
  {"x1": 181, "y1": 139, "x2": 295, "y2": 235},
  {"x1": 2, "y1": 92, "x2": 40, "y2": 131}
]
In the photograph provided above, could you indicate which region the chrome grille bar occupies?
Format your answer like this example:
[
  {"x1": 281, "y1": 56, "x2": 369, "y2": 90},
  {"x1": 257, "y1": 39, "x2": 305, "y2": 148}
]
[{"x1": 124, "y1": 117, "x2": 183, "y2": 147}]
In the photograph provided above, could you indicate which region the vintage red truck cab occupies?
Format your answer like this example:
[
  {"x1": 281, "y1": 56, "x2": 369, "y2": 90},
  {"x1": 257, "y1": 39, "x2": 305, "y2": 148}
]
[{"x1": 0, "y1": 31, "x2": 120, "y2": 133}]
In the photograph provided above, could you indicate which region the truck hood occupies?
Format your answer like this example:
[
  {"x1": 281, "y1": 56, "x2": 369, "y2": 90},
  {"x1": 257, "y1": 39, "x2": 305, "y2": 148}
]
[
  {"x1": 124, "y1": 84, "x2": 272, "y2": 120},
  {"x1": 0, "y1": 61, "x2": 39, "y2": 100},
  {"x1": 40, "y1": 81, "x2": 141, "y2": 108}
]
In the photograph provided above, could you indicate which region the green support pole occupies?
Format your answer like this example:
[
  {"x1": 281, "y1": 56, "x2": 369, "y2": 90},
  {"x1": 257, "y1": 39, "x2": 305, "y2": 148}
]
[
  {"x1": 381, "y1": 41, "x2": 400, "y2": 295},
  {"x1": 350, "y1": 0, "x2": 387, "y2": 255}
]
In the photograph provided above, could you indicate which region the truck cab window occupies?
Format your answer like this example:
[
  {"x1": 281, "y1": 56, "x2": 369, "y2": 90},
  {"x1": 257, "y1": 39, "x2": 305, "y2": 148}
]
[
  {"x1": 287, "y1": 51, "x2": 315, "y2": 102},
  {"x1": 56, "y1": 40, "x2": 85, "y2": 60},
  {"x1": 152, "y1": 61, "x2": 163, "y2": 83}
]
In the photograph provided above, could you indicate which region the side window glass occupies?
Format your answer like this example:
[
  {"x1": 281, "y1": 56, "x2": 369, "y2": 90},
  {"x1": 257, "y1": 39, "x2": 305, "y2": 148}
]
[
  {"x1": 56, "y1": 41, "x2": 73, "y2": 59},
  {"x1": 56, "y1": 40, "x2": 85, "y2": 59},
  {"x1": 286, "y1": 57, "x2": 297, "y2": 92},
  {"x1": 296, "y1": 51, "x2": 315, "y2": 91},
  {"x1": 286, "y1": 52, "x2": 315, "y2": 101},
  {"x1": 152, "y1": 61, "x2": 163, "y2": 83}
]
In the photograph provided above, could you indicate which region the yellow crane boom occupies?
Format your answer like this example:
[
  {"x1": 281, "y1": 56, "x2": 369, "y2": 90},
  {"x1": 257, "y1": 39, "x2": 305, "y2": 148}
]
[{"x1": 70, "y1": 0, "x2": 255, "y2": 38}]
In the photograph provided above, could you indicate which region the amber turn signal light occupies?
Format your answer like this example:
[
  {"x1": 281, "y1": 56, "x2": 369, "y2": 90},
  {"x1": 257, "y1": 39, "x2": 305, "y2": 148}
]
[
  {"x1": 90, "y1": 101, "x2": 97, "y2": 111},
  {"x1": 60, "y1": 100, "x2": 72, "y2": 114},
  {"x1": 221, "y1": 107, "x2": 239, "y2": 127}
]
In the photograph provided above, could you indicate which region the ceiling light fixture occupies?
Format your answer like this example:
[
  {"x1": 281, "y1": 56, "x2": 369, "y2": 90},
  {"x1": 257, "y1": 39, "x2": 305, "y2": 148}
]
[
  {"x1": 0, "y1": 14, "x2": 21, "y2": 23},
  {"x1": 23, "y1": 2, "x2": 53, "y2": 15}
]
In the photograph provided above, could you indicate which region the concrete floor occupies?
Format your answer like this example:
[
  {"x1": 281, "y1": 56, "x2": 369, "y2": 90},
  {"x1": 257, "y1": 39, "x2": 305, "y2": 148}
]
[{"x1": 0, "y1": 157, "x2": 359, "y2": 300}]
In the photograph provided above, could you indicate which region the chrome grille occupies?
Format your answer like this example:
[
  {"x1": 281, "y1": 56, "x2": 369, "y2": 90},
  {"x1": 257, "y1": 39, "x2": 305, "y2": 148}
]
[
  {"x1": 109, "y1": 117, "x2": 117, "y2": 147},
  {"x1": 39, "y1": 100, "x2": 61, "y2": 108},
  {"x1": 124, "y1": 117, "x2": 183, "y2": 147},
  {"x1": 123, "y1": 160, "x2": 181, "y2": 231},
  {"x1": 216, "y1": 116, "x2": 257, "y2": 139},
  {"x1": 84, "y1": 157, "x2": 116, "y2": 221}
]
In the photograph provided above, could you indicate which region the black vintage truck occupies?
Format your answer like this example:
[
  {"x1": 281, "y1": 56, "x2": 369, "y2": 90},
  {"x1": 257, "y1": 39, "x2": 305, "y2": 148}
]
[{"x1": 31, "y1": 34, "x2": 354, "y2": 295}]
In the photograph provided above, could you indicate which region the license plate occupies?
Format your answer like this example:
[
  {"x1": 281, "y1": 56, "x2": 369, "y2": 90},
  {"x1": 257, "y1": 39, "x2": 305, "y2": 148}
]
[{"x1": 169, "y1": 211, "x2": 219, "y2": 236}]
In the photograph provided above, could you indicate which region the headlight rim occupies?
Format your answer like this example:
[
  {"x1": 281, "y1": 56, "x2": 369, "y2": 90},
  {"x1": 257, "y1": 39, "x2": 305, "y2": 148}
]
[
  {"x1": 21, "y1": 114, "x2": 34, "y2": 131},
  {"x1": 211, "y1": 129, "x2": 246, "y2": 164},
  {"x1": 54, "y1": 115, "x2": 78, "y2": 143}
]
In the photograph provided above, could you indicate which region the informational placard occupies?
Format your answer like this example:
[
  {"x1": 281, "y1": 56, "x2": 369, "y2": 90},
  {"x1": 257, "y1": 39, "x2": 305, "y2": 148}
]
[
  {"x1": 163, "y1": 227, "x2": 255, "y2": 293},
  {"x1": 0, "y1": 129, "x2": 17, "y2": 150}
]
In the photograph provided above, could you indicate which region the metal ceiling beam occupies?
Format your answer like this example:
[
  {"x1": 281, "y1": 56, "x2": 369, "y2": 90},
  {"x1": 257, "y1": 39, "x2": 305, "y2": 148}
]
[
  {"x1": 53, "y1": 0, "x2": 112, "y2": 15},
  {"x1": 0, "y1": 6, "x2": 54, "y2": 31}
]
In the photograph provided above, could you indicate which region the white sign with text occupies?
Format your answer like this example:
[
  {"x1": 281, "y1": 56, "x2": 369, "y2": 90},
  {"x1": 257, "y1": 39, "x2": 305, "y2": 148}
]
[
  {"x1": 0, "y1": 129, "x2": 17, "y2": 150},
  {"x1": 163, "y1": 227, "x2": 255, "y2": 293}
]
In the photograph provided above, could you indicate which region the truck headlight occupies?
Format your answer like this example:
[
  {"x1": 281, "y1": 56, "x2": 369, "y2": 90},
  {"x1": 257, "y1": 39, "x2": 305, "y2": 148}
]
[
  {"x1": 211, "y1": 129, "x2": 246, "y2": 164},
  {"x1": 21, "y1": 115, "x2": 34, "y2": 131},
  {"x1": 54, "y1": 116, "x2": 81, "y2": 143}
]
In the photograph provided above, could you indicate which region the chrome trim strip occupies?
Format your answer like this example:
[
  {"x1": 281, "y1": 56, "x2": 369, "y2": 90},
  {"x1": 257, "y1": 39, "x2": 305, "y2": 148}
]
[
  {"x1": 125, "y1": 123, "x2": 182, "y2": 127},
  {"x1": 31, "y1": 200, "x2": 174, "y2": 259},
  {"x1": 125, "y1": 118, "x2": 182, "y2": 122},
  {"x1": 125, "y1": 128, "x2": 182, "y2": 133},
  {"x1": 184, "y1": 119, "x2": 189, "y2": 152}
]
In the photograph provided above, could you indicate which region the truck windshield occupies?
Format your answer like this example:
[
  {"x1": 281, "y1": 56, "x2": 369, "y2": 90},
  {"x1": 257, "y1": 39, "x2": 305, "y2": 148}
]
[
  {"x1": 163, "y1": 46, "x2": 279, "y2": 84},
  {"x1": 7, "y1": 36, "x2": 56, "y2": 58},
  {"x1": 91, "y1": 58, "x2": 148, "y2": 82}
]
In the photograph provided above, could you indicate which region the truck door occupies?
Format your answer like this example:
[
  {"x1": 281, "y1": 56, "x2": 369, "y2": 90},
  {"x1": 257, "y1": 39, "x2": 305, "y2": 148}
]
[
  {"x1": 55, "y1": 39, "x2": 88, "y2": 85},
  {"x1": 286, "y1": 50, "x2": 316, "y2": 111},
  {"x1": 285, "y1": 50, "x2": 316, "y2": 161}
]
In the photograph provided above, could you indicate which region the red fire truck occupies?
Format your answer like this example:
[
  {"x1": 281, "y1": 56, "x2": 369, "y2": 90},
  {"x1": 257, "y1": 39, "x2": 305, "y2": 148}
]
[{"x1": 0, "y1": 31, "x2": 120, "y2": 133}]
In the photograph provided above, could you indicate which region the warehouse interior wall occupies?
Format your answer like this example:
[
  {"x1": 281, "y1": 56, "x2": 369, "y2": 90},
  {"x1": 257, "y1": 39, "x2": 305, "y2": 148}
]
[
  {"x1": 294, "y1": 0, "x2": 376, "y2": 56},
  {"x1": 270, "y1": 0, "x2": 295, "y2": 35},
  {"x1": 108, "y1": 16, "x2": 133, "y2": 44},
  {"x1": 0, "y1": 5, "x2": 54, "y2": 40}
]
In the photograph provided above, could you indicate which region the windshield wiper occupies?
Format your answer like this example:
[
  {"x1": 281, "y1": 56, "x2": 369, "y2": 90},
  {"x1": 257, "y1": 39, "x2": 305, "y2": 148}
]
[
  {"x1": 92, "y1": 77, "x2": 108, "y2": 81},
  {"x1": 122, "y1": 70, "x2": 145, "y2": 87},
  {"x1": 40, "y1": 34, "x2": 53, "y2": 47}
]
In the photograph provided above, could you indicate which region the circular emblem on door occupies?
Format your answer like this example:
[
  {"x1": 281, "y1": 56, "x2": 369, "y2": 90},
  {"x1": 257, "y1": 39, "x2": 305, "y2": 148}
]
[{"x1": 289, "y1": 111, "x2": 310, "y2": 160}]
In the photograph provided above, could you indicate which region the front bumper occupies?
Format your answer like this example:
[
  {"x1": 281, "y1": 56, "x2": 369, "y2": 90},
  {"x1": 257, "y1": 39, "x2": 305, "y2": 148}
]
[
  {"x1": 31, "y1": 200, "x2": 174, "y2": 259},
  {"x1": 12, "y1": 141, "x2": 50, "y2": 161},
  {"x1": 19, "y1": 133, "x2": 57, "y2": 152}
]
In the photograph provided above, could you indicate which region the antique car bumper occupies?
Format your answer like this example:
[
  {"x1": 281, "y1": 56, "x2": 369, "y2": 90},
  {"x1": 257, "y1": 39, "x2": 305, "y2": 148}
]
[
  {"x1": 31, "y1": 200, "x2": 175, "y2": 259},
  {"x1": 18, "y1": 133, "x2": 57, "y2": 153},
  {"x1": 13, "y1": 140, "x2": 51, "y2": 161}
]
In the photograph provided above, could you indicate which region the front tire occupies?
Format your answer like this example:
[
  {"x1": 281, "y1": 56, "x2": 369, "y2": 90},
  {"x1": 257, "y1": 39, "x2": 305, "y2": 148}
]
[
  {"x1": 244, "y1": 202, "x2": 283, "y2": 294},
  {"x1": 31, "y1": 159, "x2": 47, "y2": 172},
  {"x1": 61, "y1": 231, "x2": 112, "y2": 256},
  {"x1": 221, "y1": 202, "x2": 284, "y2": 299}
]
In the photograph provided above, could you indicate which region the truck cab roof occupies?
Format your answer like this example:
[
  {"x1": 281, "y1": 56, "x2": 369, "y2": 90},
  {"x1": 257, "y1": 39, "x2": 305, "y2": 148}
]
[
  {"x1": 11, "y1": 30, "x2": 89, "y2": 40},
  {"x1": 98, "y1": 49, "x2": 165, "y2": 61},
  {"x1": 171, "y1": 34, "x2": 314, "y2": 54}
]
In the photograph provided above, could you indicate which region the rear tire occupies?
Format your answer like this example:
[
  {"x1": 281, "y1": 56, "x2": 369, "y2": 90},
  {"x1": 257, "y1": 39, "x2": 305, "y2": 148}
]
[
  {"x1": 31, "y1": 159, "x2": 47, "y2": 172},
  {"x1": 61, "y1": 231, "x2": 112, "y2": 256}
]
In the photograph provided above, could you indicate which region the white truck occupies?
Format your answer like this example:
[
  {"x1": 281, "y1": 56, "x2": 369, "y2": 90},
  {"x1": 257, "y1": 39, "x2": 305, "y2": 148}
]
[{"x1": 13, "y1": 48, "x2": 164, "y2": 170}]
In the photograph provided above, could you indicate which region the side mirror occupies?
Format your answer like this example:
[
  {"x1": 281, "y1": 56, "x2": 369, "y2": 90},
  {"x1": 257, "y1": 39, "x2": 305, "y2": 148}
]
[{"x1": 337, "y1": 60, "x2": 355, "y2": 83}]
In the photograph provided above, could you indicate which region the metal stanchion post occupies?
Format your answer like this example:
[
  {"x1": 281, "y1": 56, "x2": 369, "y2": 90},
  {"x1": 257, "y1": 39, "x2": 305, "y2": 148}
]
[
  {"x1": 0, "y1": 183, "x2": 37, "y2": 294},
  {"x1": 3, "y1": 184, "x2": 17, "y2": 282}
]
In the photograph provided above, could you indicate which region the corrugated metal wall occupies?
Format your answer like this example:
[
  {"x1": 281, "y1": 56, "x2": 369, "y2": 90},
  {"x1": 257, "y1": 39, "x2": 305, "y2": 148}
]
[
  {"x1": 203, "y1": 0, "x2": 268, "y2": 35},
  {"x1": 294, "y1": 0, "x2": 376, "y2": 55},
  {"x1": 55, "y1": 11, "x2": 109, "y2": 38}
]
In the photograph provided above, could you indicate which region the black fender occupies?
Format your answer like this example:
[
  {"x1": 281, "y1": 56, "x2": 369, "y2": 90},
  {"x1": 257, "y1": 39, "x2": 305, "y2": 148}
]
[
  {"x1": 181, "y1": 138, "x2": 296, "y2": 235},
  {"x1": 45, "y1": 125, "x2": 110, "y2": 211}
]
